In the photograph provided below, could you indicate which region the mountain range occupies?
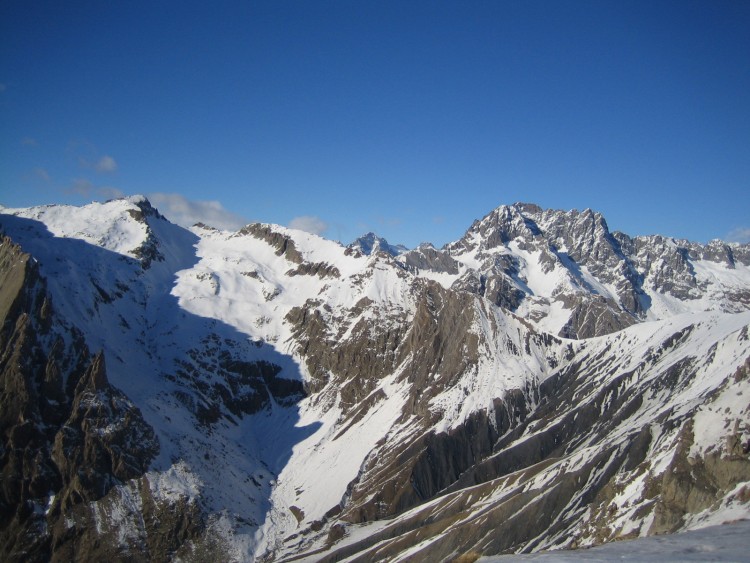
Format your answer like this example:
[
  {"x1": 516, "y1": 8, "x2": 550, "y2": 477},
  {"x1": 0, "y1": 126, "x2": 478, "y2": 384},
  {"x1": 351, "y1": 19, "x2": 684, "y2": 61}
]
[{"x1": 1, "y1": 196, "x2": 749, "y2": 562}]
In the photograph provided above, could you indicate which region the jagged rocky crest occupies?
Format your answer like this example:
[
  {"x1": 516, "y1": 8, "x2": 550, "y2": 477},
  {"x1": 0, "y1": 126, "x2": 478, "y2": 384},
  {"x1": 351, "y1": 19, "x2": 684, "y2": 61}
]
[
  {"x1": 429, "y1": 203, "x2": 750, "y2": 338},
  {"x1": 348, "y1": 232, "x2": 408, "y2": 257},
  {"x1": 1, "y1": 197, "x2": 749, "y2": 562}
]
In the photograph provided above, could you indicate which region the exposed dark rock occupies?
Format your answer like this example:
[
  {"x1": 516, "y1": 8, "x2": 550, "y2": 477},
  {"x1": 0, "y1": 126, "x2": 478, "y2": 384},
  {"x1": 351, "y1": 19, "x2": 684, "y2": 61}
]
[
  {"x1": 286, "y1": 262, "x2": 341, "y2": 279},
  {"x1": 558, "y1": 294, "x2": 637, "y2": 339},
  {"x1": 237, "y1": 224, "x2": 303, "y2": 263},
  {"x1": 127, "y1": 200, "x2": 167, "y2": 268},
  {"x1": 286, "y1": 297, "x2": 408, "y2": 402},
  {"x1": 401, "y1": 245, "x2": 461, "y2": 274},
  {"x1": 176, "y1": 344, "x2": 304, "y2": 423},
  {"x1": 0, "y1": 237, "x2": 165, "y2": 562},
  {"x1": 450, "y1": 270, "x2": 525, "y2": 311}
]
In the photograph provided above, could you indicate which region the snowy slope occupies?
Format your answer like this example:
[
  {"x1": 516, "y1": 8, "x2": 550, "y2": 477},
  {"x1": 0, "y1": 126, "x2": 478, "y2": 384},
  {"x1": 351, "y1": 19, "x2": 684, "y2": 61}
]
[
  {"x1": 276, "y1": 309, "x2": 750, "y2": 561},
  {"x1": 485, "y1": 519, "x2": 750, "y2": 562},
  {"x1": 1, "y1": 198, "x2": 423, "y2": 558}
]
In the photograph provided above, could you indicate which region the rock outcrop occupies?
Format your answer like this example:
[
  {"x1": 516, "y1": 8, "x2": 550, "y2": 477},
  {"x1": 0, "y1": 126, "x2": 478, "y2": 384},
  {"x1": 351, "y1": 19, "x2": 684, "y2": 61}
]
[{"x1": 0, "y1": 237, "x2": 161, "y2": 561}]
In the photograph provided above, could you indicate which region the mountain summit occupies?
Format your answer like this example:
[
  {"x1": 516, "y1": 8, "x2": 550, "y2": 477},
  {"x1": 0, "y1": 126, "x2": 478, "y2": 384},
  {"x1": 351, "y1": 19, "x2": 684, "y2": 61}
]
[
  {"x1": 1, "y1": 197, "x2": 749, "y2": 562},
  {"x1": 348, "y1": 231, "x2": 408, "y2": 256}
]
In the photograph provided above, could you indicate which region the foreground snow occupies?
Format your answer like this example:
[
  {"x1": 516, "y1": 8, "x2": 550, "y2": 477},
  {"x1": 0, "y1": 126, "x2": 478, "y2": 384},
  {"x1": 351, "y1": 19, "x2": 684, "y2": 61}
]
[{"x1": 485, "y1": 519, "x2": 750, "y2": 561}]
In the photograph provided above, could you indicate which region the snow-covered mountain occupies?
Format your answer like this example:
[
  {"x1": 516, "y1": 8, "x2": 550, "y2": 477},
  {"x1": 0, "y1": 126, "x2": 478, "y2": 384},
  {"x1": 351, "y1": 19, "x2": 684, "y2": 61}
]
[
  {"x1": 348, "y1": 232, "x2": 408, "y2": 257},
  {"x1": 1, "y1": 197, "x2": 749, "y2": 562}
]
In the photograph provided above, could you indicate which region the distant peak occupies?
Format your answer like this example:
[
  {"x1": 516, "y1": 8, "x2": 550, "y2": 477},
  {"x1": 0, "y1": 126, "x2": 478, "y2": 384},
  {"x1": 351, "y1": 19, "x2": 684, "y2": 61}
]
[
  {"x1": 120, "y1": 195, "x2": 164, "y2": 222},
  {"x1": 349, "y1": 232, "x2": 408, "y2": 257}
]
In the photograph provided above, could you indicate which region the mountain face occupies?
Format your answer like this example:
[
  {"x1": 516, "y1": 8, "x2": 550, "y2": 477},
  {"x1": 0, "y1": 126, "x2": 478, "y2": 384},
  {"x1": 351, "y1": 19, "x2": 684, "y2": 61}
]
[{"x1": 1, "y1": 197, "x2": 749, "y2": 562}]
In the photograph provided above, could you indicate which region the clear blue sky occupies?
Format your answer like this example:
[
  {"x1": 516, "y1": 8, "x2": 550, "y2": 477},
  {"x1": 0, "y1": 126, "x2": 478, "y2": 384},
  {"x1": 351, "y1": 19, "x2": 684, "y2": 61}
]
[{"x1": 2, "y1": 1, "x2": 749, "y2": 247}]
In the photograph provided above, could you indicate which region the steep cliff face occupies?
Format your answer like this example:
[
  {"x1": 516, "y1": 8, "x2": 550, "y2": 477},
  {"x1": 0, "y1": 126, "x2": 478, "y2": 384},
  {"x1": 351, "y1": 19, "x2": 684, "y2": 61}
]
[
  {"x1": 0, "y1": 236, "x2": 163, "y2": 561},
  {"x1": 1, "y1": 198, "x2": 749, "y2": 562}
]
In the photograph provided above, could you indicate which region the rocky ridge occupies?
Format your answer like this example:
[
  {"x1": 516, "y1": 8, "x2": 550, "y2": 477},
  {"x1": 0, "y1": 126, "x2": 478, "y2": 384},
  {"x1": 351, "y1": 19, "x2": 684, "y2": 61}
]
[
  {"x1": 348, "y1": 232, "x2": 408, "y2": 257},
  {"x1": 405, "y1": 203, "x2": 750, "y2": 338},
  {"x1": 0, "y1": 197, "x2": 749, "y2": 562}
]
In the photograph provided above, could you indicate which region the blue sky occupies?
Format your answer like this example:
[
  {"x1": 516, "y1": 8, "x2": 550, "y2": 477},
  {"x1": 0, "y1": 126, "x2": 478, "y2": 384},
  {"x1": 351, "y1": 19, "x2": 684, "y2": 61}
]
[{"x1": 1, "y1": 1, "x2": 749, "y2": 247}]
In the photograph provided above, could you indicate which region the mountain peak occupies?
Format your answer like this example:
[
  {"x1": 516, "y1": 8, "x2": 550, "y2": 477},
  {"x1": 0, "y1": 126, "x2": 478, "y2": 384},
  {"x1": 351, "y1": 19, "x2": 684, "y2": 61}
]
[
  {"x1": 512, "y1": 202, "x2": 544, "y2": 214},
  {"x1": 348, "y1": 232, "x2": 408, "y2": 256}
]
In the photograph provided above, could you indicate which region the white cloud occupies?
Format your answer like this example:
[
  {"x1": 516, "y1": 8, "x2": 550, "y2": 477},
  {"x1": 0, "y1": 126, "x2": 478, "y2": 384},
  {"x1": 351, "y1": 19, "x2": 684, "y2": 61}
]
[
  {"x1": 67, "y1": 178, "x2": 95, "y2": 197},
  {"x1": 33, "y1": 168, "x2": 50, "y2": 182},
  {"x1": 289, "y1": 215, "x2": 328, "y2": 236},
  {"x1": 376, "y1": 216, "x2": 403, "y2": 228},
  {"x1": 147, "y1": 192, "x2": 248, "y2": 231},
  {"x1": 727, "y1": 227, "x2": 750, "y2": 244},
  {"x1": 65, "y1": 178, "x2": 123, "y2": 200},
  {"x1": 69, "y1": 142, "x2": 117, "y2": 173},
  {"x1": 95, "y1": 155, "x2": 118, "y2": 173},
  {"x1": 98, "y1": 186, "x2": 125, "y2": 200}
]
